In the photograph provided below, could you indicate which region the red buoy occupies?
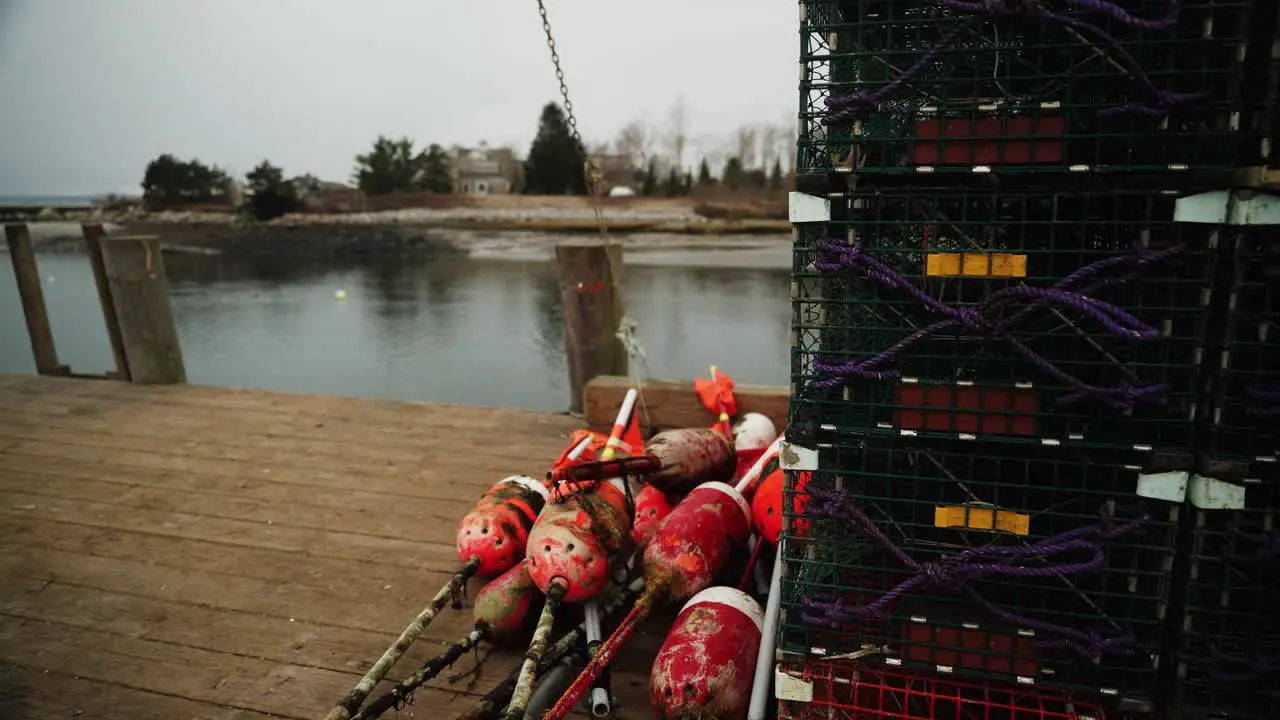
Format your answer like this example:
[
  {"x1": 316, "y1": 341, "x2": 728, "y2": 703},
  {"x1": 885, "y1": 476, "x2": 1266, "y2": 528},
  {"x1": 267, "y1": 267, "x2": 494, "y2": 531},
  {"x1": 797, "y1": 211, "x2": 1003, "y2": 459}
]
[
  {"x1": 650, "y1": 586, "x2": 764, "y2": 720},
  {"x1": 642, "y1": 427, "x2": 737, "y2": 495},
  {"x1": 525, "y1": 478, "x2": 634, "y2": 603},
  {"x1": 456, "y1": 475, "x2": 550, "y2": 579},
  {"x1": 751, "y1": 460, "x2": 813, "y2": 545},
  {"x1": 471, "y1": 559, "x2": 541, "y2": 644},
  {"x1": 631, "y1": 484, "x2": 676, "y2": 546},
  {"x1": 644, "y1": 482, "x2": 751, "y2": 598},
  {"x1": 538, "y1": 481, "x2": 755, "y2": 720}
]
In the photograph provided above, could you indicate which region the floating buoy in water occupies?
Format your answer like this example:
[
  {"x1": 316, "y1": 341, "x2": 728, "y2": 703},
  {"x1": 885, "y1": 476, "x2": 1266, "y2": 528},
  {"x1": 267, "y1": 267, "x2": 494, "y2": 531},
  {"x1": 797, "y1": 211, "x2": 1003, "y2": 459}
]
[
  {"x1": 334, "y1": 289, "x2": 347, "y2": 300},
  {"x1": 650, "y1": 586, "x2": 764, "y2": 720}
]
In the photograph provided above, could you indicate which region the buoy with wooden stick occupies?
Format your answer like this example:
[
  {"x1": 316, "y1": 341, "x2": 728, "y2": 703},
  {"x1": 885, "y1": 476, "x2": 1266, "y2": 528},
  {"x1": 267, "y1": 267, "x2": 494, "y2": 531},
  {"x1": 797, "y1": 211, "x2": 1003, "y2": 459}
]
[
  {"x1": 539, "y1": 472, "x2": 755, "y2": 720},
  {"x1": 352, "y1": 560, "x2": 543, "y2": 719},
  {"x1": 501, "y1": 392, "x2": 642, "y2": 720},
  {"x1": 321, "y1": 434, "x2": 594, "y2": 720},
  {"x1": 559, "y1": 425, "x2": 736, "y2": 497}
]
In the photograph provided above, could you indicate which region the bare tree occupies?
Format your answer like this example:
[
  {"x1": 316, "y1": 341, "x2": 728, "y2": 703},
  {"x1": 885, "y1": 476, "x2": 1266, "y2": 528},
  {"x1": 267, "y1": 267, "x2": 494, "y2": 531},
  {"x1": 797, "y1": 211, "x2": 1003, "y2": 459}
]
[
  {"x1": 615, "y1": 120, "x2": 650, "y2": 169},
  {"x1": 758, "y1": 123, "x2": 782, "y2": 169},
  {"x1": 662, "y1": 96, "x2": 689, "y2": 172},
  {"x1": 734, "y1": 125, "x2": 760, "y2": 169}
]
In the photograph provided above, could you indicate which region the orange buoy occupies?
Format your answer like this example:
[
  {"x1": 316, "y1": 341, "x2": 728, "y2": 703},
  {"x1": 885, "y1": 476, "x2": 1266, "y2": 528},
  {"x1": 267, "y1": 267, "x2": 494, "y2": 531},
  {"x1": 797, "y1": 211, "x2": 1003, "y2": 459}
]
[{"x1": 751, "y1": 459, "x2": 813, "y2": 545}]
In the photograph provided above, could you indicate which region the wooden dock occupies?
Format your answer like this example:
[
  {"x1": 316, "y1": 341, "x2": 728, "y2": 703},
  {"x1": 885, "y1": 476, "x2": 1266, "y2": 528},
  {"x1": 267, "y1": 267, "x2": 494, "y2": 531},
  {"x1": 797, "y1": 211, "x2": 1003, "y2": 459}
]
[{"x1": 0, "y1": 374, "x2": 675, "y2": 720}]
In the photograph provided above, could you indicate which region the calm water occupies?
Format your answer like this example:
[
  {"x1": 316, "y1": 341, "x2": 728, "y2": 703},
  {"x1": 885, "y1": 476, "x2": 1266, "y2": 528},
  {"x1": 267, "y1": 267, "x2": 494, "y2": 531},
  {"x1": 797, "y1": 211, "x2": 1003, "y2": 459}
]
[{"x1": 0, "y1": 250, "x2": 790, "y2": 411}]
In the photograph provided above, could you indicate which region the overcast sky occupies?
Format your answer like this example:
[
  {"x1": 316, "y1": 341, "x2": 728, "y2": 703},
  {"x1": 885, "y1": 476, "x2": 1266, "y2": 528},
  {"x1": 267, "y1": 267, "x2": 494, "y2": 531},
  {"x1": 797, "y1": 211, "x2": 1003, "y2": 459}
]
[{"x1": 0, "y1": 0, "x2": 798, "y2": 196}]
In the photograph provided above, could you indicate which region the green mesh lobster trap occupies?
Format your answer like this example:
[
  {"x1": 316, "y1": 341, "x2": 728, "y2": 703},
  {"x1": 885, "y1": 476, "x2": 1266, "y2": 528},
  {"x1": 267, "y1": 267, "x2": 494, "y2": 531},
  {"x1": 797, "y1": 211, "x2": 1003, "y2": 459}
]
[
  {"x1": 777, "y1": 433, "x2": 1182, "y2": 713},
  {"x1": 789, "y1": 186, "x2": 1221, "y2": 455},
  {"x1": 1171, "y1": 474, "x2": 1280, "y2": 720},
  {"x1": 797, "y1": 0, "x2": 1278, "y2": 181},
  {"x1": 1201, "y1": 225, "x2": 1280, "y2": 482}
]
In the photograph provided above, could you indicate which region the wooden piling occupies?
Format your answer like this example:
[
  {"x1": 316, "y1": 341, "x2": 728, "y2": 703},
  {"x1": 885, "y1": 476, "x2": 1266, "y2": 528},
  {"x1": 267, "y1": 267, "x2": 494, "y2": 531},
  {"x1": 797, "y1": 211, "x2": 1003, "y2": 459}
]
[
  {"x1": 555, "y1": 242, "x2": 626, "y2": 414},
  {"x1": 4, "y1": 223, "x2": 65, "y2": 376},
  {"x1": 80, "y1": 223, "x2": 131, "y2": 380},
  {"x1": 98, "y1": 234, "x2": 187, "y2": 384}
]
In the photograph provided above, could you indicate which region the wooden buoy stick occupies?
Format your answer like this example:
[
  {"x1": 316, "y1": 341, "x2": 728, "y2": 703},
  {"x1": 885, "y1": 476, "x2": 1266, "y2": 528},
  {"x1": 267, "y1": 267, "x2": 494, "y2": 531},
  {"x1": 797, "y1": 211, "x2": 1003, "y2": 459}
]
[
  {"x1": 451, "y1": 577, "x2": 644, "y2": 720},
  {"x1": 324, "y1": 557, "x2": 481, "y2": 720},
  {"x1": 502, "y1": 581, "x2": 568, "y2": 720},
  {"x1": 352, "y1": 627, "x2": 486, "y2": 720}
]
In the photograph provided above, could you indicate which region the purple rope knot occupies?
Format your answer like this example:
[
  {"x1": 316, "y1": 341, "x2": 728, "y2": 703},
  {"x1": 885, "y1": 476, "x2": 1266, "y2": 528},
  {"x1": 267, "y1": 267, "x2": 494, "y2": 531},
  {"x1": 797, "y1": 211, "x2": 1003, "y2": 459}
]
[
  {"x1": 1245, "y1": 386, "x2": 1280, "y2": 417},
  {"x1": 800, "y1": 488, "x2": 1147, "y2": 660},
  {"x1": 1209, "y1": 645, "x2": 1280, "y2": 685},
  {"x1": 811, "y1": 239, "x2": 1177, "y2": 410}
]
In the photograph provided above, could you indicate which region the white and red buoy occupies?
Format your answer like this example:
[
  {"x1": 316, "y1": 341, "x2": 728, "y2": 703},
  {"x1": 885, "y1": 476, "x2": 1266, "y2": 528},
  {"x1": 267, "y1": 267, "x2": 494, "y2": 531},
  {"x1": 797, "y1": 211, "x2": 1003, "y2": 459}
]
[{"x1": 651, "y1": 586, "x2": 765, "y2": 720}]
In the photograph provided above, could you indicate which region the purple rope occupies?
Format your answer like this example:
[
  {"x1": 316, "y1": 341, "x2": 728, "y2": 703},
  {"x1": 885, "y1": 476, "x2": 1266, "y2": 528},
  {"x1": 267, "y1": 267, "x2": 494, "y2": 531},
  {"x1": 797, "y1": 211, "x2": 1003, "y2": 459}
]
[
  {"x1": 823, "y1": 0, "x2": 1204, "y2": 124},
  {"x1": 811, "y1": 239, "x2": 1182, "y2": 410},
  {"x1": 801, "y1": 484, "x2": 1146, "y2": 660},
  {"x1": 1208, "y1": 645, "x2": 1280, "y2": 685},
  {"x1": 1227, "y1": 524, "x2": 1280, "y2": 565},
  {"x1": 1245, "y1": 386, "x2": 1280, "y2": 417}
]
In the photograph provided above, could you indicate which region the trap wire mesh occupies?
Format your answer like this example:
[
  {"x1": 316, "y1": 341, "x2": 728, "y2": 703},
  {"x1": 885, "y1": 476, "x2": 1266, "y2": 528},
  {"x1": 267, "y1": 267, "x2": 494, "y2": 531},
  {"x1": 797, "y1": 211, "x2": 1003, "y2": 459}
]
[
  {"x1": 1172, "y1": 478, "x2": 1280, "y2": 720},
  {"x1": 797, "y1": 0, "x2": 1278, "y2": 180},
  {"x1": 778, "y1": 659, "x2": 1110, "y2": 720},
  {"x1": 1203, "y1": 225, "x2": 1280, "y2": 481},
  {"x1": 780, "y1": 435, "x2": 1180, "y2": 710},
  {"x1": 790, "y1": 186, "x2": 1219, "y2": 455}
]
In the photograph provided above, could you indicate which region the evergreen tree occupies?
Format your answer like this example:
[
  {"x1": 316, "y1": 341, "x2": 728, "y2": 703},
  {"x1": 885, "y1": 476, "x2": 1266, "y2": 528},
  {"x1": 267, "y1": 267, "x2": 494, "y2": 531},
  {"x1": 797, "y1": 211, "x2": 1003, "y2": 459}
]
[
  {"x1": 244, "y1": 160, "x2": 301, "y2": 221},
  {"x1": 722, "y1": 156, "x2": 745, "y2": 190},
  {"x1": 640, "y1": 159, "x2": 658, "y2": 196},
  {"x1": 683, "y1": 171, "x2": 694, "y2": 194},
  {"x1": 663, "y1": 167, "x2": 683, "y2": 197},
  {"x1": 418, "y1": 144, "x2": 453, "y2": 193},
  {"x1": 523, "y1": 103, "x2": 587, "y2": 195},
  {"x1": 769, "y1": 159, "x2": 784, "y2": 190},
  {"x1": 697, "y1": 158, "x2": 713, "y2": 185}
]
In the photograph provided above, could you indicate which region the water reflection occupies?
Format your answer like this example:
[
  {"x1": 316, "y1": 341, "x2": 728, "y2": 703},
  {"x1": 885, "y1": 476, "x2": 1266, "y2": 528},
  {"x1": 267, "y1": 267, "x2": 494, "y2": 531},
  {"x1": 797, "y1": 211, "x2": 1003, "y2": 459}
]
[{"x1": 0, "y1": 250, "x2": 790, "y2": 411}]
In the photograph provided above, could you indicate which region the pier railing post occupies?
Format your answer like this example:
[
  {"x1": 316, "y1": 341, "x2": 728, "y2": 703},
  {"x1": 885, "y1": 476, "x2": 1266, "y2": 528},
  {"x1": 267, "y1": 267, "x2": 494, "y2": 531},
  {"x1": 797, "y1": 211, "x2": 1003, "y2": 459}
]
[
  {"x1": 80, "y1": 223, "x2": 131, "y2": 380},
  {"x1": 99, "y1": 234, "x2": 187, "y2": 384},
  {"x1": 555, "y1": 242, "x2": 627, "y2": 414},
  {"x1": 4, "y1": 223, "x2": 65, "y2": 376}
]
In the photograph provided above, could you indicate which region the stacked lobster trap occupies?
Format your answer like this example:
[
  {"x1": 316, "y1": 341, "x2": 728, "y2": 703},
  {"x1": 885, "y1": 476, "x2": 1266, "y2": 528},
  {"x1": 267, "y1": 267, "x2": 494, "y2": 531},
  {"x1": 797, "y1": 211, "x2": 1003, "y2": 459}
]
[{"x1": 779, "y1": 1, "x2": 1280, "y2": 719}]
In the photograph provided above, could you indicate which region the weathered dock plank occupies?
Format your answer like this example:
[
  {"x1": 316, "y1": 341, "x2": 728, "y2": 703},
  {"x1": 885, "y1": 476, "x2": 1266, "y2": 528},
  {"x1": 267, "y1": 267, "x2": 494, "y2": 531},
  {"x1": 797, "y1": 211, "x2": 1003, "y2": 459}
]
[{"x1": 0, "y1": 375, "x2": 668, "y2": 720}]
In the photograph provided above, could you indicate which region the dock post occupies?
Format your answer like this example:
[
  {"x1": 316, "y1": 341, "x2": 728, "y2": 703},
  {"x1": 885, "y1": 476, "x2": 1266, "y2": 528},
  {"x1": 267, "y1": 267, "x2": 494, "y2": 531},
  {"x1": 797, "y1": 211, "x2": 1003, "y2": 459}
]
[
  {"x1": 4, "y1": 223, "x2": 65, "y2": 376},
  {"x1": 99, "y1": 234, "x2": 187, "y2": 384},
  {"x1": 555, "y1": 242, "x2": 627, "y2": 414},
  {"x1": 80, "y1": 223, "x2": 131, "y2": 381}
]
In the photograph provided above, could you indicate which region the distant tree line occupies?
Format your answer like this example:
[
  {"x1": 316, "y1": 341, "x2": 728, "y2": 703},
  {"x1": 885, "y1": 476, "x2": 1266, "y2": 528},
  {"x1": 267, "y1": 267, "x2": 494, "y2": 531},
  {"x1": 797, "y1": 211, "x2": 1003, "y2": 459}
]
[{"x1": 138, "y1": 100, "x2": 793, "y2": 221}]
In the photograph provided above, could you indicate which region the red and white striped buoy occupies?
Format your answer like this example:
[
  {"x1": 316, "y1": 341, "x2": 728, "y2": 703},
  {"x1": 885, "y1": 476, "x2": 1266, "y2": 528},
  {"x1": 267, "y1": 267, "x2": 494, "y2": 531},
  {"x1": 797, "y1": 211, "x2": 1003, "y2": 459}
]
[
  {"x1": 456, "y1": 475, "x2": 550, "y2": 579},
  {"x1": 524, "y1": 477, "x2": 634, "y2": 603},
  {"x1": 650, "y1": 586, "x2": 764, "y2": 720},
  {"x1": 731, "y1": 412, "x2": 778, "y2": 481}
]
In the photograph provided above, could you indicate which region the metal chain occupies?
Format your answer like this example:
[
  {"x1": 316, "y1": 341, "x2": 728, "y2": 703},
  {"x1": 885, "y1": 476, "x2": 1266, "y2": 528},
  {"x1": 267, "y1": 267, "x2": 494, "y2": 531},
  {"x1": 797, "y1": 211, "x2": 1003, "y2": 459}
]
[
  {"x1": 533, "y1": 0, "x2": 607, "y2": 236},
  {"x1": 533, "y1": 0, "x2": 653, "y2": 429}
]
